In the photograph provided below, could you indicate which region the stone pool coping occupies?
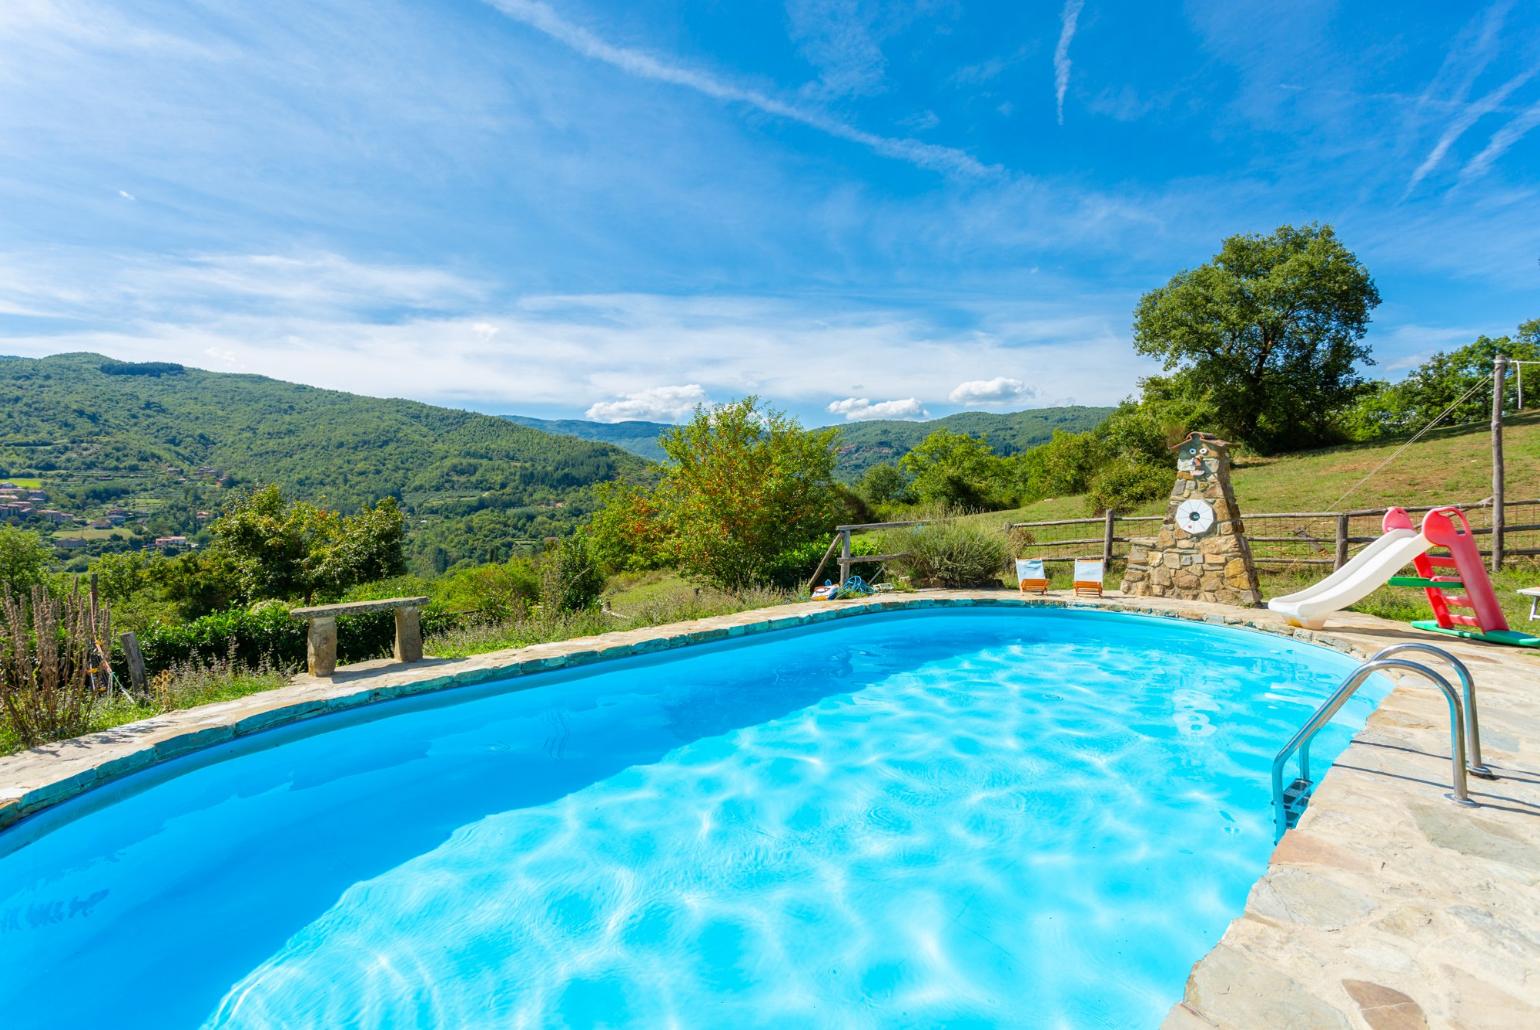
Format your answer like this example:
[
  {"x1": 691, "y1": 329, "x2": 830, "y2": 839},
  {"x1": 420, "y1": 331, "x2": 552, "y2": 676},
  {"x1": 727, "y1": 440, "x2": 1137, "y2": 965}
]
[{"x1": 2, "y1": 590, "x2": 1537, "y2": 1026}]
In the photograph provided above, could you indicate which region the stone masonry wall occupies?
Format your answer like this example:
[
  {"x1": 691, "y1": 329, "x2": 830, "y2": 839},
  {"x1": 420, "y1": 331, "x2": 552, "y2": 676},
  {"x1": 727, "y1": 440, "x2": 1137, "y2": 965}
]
[{"x1": 1120, "y1": 433, "x2": 1261, "y2": 607}]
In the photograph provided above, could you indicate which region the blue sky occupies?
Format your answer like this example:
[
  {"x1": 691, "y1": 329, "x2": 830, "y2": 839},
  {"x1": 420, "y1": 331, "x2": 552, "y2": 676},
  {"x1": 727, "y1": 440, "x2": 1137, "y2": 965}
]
[{"x1": 1, "y1": 1, "x2": 1538, "y2": 425}]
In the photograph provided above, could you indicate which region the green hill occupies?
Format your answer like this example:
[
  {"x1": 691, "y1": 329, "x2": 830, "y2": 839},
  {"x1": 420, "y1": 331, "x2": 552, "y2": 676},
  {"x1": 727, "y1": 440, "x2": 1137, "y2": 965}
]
[
  {"x1": 0, "y1": 353, "x2": 643, "y2": 569},
  {"x1": 830, "y1": 406, "x2": 1115, "y2": 478},
  {"x1": 502, "y1": 415, "x2": 671, "y2": 462},
  {"x1": 503, "y1": 406, "x2": 1117, "y2": 478}
]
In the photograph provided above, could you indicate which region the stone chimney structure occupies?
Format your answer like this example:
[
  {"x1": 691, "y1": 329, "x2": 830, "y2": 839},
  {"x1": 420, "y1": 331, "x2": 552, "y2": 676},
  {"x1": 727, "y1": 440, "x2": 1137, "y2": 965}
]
[{"x1": 1119, "y1": 431, "x2": 1261, "y2": 607}]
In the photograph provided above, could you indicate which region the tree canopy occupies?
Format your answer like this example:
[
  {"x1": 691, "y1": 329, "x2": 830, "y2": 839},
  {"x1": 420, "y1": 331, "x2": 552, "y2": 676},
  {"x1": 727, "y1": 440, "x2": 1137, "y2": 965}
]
[
  {"x1": 212, "y1": 485, "x2": 405, "y2": 603},
  {"x1": 1346, "y1": 319, "x2": 1539, "y2": 438},
  {"x1": 899, "y1": 430, "x2": 1011, "y2": 510},
  {"x1": 656, "y1": 398, "x2": 847, "y2": 589},
  {"x1": 589, "y1": 398, "x2": 850, "y2": 589},
  {"x1": 1132, "y1": 223, "x2": 1380, "y2": 453},
  {"x1": 0, "y1": 527, "x2": 54, "y2": 599}
]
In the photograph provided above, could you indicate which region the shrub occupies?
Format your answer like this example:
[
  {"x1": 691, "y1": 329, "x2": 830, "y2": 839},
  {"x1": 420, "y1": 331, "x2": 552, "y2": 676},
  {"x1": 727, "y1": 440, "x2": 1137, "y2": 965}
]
[
  {"x1": 123, "y1": 601, "x2": 458, "y2": 676},
  {"x1": 429, "y1": 562, "x2": 539, "y2": 622},
  {"x1": 882, "y1": 519, "x2": 1009, "y2": 588},
  {"x1": 0, "y1": 586, "x2": 109, "y2": 746},
  {"x1": 541, "y1": 534, "x2": 605, "y2": 611},
  {"x1": 1086, "y1": 456, "x2": 1171, "y2": 514}
]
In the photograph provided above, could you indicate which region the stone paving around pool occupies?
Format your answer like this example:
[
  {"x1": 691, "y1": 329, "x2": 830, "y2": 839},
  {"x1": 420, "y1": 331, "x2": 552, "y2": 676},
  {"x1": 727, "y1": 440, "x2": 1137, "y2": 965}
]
[{"x1": 1, "y1": 590, "x2": 1537, "y2": 1028}]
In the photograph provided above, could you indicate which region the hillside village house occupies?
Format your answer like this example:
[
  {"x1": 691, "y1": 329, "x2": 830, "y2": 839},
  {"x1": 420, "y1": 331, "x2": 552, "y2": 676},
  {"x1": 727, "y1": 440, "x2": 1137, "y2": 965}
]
[{"x1": 152, "y1": 535, "x2": 191, "y2": 552}]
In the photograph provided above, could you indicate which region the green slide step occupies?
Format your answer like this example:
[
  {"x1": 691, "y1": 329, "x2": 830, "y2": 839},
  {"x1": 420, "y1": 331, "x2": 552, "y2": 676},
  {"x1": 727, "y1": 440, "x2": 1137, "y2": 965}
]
[
  {"x1": 1388, "y1": 576, "x2": 1463, "y2": 589},
  {"x1": 1411, "y1": 620, "x2": 1540, "y2": 649}
]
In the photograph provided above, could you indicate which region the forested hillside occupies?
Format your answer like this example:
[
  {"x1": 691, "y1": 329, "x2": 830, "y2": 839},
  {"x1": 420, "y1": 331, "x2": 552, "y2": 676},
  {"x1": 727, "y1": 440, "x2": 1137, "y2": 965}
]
[
  {"x1": 0, "y1": 353, "x2": 642, "y2": 569},
  {"x1": 505, "y1": 406, "x2": 1116, "y2": 477},
  {"x1": 830, "y1": 406, "x2": 1113, "y2": 476}
]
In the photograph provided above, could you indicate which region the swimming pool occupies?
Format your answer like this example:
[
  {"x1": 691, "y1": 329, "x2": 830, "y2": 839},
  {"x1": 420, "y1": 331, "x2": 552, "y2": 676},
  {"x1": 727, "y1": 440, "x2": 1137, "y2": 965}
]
[{"x1": 0, "y1": 607, "x2": 1384, "y2": 1028}]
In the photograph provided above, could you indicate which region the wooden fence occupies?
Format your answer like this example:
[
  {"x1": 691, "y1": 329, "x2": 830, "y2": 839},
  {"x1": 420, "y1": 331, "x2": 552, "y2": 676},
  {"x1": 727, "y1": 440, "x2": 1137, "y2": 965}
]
[
  {"x1": 807, "y1": 498, "x2": 1540, "y2": 589},
  {"x1": 1005, "y1": 498, "x2": 1540, "y2": 572}
]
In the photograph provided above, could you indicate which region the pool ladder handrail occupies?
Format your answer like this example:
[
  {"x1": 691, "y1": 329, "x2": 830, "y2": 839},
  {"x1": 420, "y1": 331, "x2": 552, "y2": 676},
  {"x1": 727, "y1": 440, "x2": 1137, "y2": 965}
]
[
  {"x1": 1271, "y1": 644, "x2": 1491, "y2": 842},
  {"x1": 1367, "y1": 643, "x2": 1494, "y2": 780}
]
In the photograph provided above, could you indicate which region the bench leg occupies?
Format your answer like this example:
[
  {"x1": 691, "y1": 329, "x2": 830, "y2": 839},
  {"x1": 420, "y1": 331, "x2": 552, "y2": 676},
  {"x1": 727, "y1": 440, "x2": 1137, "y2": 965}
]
[
  {"x1": 307, "y1": 616, "x2": 338, "y2": 678},
  {"x1": 394, "y1": 607, "x2": 423, "y2": 663}
]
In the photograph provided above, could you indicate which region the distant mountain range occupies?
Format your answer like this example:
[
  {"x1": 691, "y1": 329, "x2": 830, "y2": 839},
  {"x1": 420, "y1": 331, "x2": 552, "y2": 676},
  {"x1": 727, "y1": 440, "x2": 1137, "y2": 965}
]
[
  {"x1": 503, "y1": 406, "x2": 1116, "y2": 478},
  {"x1": 1, "y1": 354, "x2": 642, "y2": 568},
  {"x1": 0, "y1": 352, "x2": 1114, "y2": 573},
  {"x1": 502, "y1": 415, "x2": 673, "y2": 463}
]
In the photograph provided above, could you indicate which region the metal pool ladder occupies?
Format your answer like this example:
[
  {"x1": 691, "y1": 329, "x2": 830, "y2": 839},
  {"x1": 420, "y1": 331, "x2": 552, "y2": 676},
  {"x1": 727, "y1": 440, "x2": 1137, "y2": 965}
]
[{"x1": 1271, "y1": 643, "x2": 1495, "y2": 841}]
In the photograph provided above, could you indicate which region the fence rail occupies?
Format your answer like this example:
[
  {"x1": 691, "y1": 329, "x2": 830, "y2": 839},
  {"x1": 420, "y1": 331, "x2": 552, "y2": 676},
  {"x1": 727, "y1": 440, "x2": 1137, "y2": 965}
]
[
  {"x1": 1005, "y1": 498, "x2": 1540, "y2": 572},
  {"x1": 810, "y1": 498, "x2": 1540, "y2": 590}
]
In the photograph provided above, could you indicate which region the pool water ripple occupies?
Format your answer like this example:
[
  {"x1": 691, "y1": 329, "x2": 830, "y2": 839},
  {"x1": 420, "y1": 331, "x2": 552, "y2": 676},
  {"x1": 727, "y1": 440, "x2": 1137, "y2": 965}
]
[{"x1": 0, "y1": 609, "x2": 1383, "y2": 1028}]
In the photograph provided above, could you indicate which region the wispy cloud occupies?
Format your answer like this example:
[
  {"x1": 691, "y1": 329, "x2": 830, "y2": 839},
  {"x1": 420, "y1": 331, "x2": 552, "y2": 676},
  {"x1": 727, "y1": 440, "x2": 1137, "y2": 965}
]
[
  {"x1": 827, "y1": 396, "x2": 927, "y2": 421},
  {"x1": 1460, "y1": 98, "x2": 1540, "y2": 184},
  {"x1": 1053, "y1": 0, "x2": 1085, "y2": 126},
  {"x1": 482, "y1": 0, "x2": 993, "y2": 177},
  {"x1": 1405, "y1": 65, "x2": 1537, "y2": 195},
  {"x1": 586, "y1": 384, "x2": 707, "y2": 422},
  {"x1": 786, "y1": 0, "x2": 886, "y2": 99}
]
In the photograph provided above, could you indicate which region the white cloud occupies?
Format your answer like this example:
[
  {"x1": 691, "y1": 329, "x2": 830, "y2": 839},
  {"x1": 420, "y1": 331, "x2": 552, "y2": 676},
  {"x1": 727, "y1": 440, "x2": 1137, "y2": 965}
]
[
  {"x1": 827, "y1": 396, "x2": 928, "y2": 421},
  {"x1": 481, "y1": 0, "x2": 992, "y2": 177},
  {"x1": 948, "y1": 377, "x2": 1033, "y2": 405},
  {"x1": 585, "y1": 384, "x2": 707, "y2": 423},
  {"x1": 1053, "y1": 0, "x2": 1085, "y2": 126},
  {"x1": 0, "y1": 249, "x2": 1158, "y2": 413}
]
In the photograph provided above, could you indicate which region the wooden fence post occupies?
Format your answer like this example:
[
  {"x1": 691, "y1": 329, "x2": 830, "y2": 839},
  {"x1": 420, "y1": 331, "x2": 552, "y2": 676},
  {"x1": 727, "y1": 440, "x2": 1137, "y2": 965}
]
[
  {"x1": 1493, "y1": 354, "x2": 1506, "y2": 572},
  {"x1": 1334, "y1": 513, "x2": 1349, "y2": 570},
  {"x1": 838, "y1": 529, "x2": 852, "y2": 586},
  {"x1": 120, "y1": 632, "x2": 148, "y2": 696},
  {"x1": 1102, "y1": 509, "x2": 1116, "y2": 567}
]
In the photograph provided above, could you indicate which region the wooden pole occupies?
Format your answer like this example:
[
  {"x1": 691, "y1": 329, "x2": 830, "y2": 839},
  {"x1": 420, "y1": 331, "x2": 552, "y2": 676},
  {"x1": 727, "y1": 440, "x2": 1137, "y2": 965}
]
[
  {"x1": 805, "y1": 533, "x2": 843, "y2": 592},
  {"x1": 1492, "y1": 354, "x2": 1507, "y2": 573},
  {"x1": 838, "y1": 529, "x2": 852, "y2": 586},
  {"x1": 1101, "y1": 509, "x2": 1116, "y2": 566},
  {"x1": 1334, "y1": 513, "x2": 1350, "y2": 570},
  {"x1": 120, "y1": 632, "x2": 148, "y2": 696}
]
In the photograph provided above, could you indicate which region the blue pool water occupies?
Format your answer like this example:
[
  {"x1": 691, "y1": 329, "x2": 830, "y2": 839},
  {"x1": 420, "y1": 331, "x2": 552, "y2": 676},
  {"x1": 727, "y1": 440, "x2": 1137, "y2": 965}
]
[{"x1": 0, "y1": 608, "x2": 1384, "y2": 1028}]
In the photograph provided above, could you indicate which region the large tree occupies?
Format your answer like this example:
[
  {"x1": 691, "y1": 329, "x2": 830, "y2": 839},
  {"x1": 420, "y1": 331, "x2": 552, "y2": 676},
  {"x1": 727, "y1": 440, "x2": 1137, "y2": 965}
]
[
  {"x1": 653, "y1": 398, "x2": 846, "y2": 589},
  {"x1": 1132, "y1": 223, "x2": 1380, "y2": 453},
  {"x1": 899, "y1": 430, "x2": 1011, "y2": 510}
]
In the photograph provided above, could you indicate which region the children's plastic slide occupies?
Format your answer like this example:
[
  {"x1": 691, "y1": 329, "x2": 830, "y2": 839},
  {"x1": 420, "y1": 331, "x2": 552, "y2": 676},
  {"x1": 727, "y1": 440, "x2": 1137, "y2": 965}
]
[
  {"x1": 1267, "y1": 519, "x2": 1432, "y2": 630},
  {"x1": 1270, "y1": 505, "x2": 1539, "y2": 646}
]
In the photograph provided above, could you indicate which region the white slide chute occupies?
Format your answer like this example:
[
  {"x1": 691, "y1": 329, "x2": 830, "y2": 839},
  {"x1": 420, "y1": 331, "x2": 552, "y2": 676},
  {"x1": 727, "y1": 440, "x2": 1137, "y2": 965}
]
[{"x1": 1267, "y1": 528, "x2": 1433, "y2": 629}]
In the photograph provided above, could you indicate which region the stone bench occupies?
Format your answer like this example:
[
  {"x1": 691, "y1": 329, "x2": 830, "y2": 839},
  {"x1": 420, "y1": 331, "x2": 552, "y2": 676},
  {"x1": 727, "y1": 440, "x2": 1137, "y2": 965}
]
[{"x1": 290, "y1": 596, "x2": 430, "y2": 678}]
